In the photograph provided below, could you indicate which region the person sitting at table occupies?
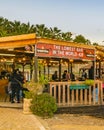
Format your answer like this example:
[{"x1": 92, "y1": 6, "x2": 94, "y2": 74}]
[
  {"x1": 81, "y1": 69, "x2": 87, "y2": 81},
  {"x1": 52, "y1": 71, "x2": 58, "y2": 81},
  {"x1": 62, "y1": 70, "x2": 70, "y2": 81},
  {"x1": 70, "y1": 72, "x2": 75, "y2": 81}
]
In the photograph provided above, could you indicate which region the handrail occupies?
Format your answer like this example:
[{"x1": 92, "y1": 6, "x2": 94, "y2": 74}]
[{"x1": 49, "y1": 80, "x2": 103, "y2": 107}]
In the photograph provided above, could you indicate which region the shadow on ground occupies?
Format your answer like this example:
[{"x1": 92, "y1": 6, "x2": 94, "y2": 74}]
[{"x1": 57, "y1": 105, "x2": 104, "y2": 119}]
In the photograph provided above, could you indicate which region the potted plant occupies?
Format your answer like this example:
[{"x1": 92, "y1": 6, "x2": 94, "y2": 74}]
[
  {"x1": 22, "y1": 81, "x2": 42, "y2": 114},
  {"x1": 23, "y1": 75, "x2": 49, "y2": 114}
]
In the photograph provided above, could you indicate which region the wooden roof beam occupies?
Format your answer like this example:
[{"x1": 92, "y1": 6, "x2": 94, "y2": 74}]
[
  {"x1": 37, "y1": 38, "x2": 95, "y2": 49},
  {"x1": 0, "y1": 33, "x2": 36, "y2": 49}
]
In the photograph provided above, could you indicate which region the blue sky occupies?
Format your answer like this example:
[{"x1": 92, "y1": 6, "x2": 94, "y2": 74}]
[{"x1": 0, "y1": 0, "x2": 104, "y2": 44}]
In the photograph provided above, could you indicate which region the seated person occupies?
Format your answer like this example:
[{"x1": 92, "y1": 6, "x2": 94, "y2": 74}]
[
  {"x1": 52, "y1": 71, "x2": 58, "y2": 81},
  {"x1": 81, "y1": 69, "x2": 87, "y2": 80},
  {"x1": 62, "y1": 70, "x2": 70, "y2": 81},
  {"x1": 1, "y1": 70, "x2": 7, "y2": 79},
  {"x1": 70, "y1": 72, "x2": 75, "y2": 81}
]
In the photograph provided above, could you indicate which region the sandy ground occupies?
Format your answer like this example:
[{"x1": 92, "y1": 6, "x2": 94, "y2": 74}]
[{"x1": 37, "y1": 106, "x2": 104, "y2": 130}]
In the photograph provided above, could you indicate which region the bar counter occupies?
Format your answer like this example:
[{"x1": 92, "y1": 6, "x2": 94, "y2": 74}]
[{"x1": 0, "y1": 79, "x2": 9, "y2": 96}]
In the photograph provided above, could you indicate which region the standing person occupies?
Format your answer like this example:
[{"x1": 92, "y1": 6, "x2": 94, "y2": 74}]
[
  {"x1": 9, "y1": 69, "x2": 22, "y2": 103},
  {"x1": 18, "y1": 71, "x2": 25, "y2": 99},
  {"x1": 52, "y1": 71, "x2": 58, "y2": 81},
  {"x1": 89, "y1": 66, "x2": 94, "y2": 79}
]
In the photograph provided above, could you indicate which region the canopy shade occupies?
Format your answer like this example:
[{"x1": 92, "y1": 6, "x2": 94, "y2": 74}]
[
  {"x1": 0, "y1": 33, "x2": 104, "y2": 62},
  {"x1": 0, "y1": 33, "x2": 36, "y2": 49}
]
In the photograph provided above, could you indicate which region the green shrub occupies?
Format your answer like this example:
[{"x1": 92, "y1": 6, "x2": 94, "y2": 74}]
[
  {"x1": 84, "y1": 79, "x2": 94, "y2": 86},
  {"x1": 30, "y1": 93, "x2": 57, "y2": 118},
  {"x1": 23, "y1": 91, "x2": 34, "y2": 99}
]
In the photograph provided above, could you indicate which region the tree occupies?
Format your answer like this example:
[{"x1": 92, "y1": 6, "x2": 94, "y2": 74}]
[
  {"x1": 86, "y1": 39, "x2": 91, "y2": 45},
  {"x1": 0, "y1": 17, "x2": 8, "y2": 36},
  {"x1": 0, "y1": 16, "x2": 94, "y2": 45},
  {"x1": 93, "y1": 42, "x2": 99, "y2": 45},
  {"x1": 20, "y1": 22, "x2": 35, "y2": 34},
  {"x1": 48, "y1": 27, "x2": 61, "y2": 39},
  {"x1": 61, "y1": 32, "x2": 73, "y2": 41},
  {"x1": 73, "y1": 35, "x2": 91, "y2": 44},
  {"x1": 35, "y1": 24, "x2": 49, "y2": 38}
]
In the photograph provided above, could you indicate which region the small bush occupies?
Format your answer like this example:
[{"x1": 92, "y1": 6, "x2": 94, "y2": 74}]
[
  {"x1": 84, "y1": 79, "x2": 94, "y2": 86},
  {"x1": 23, "y1": 91, "x2": 34, "y2": 99},
  {"x1": 30, "y1": 93, "x2": 57, "y2": 118}
]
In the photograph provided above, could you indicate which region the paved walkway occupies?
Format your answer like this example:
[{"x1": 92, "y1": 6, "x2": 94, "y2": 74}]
[
  {"x1": 0, "y1": 102, "x2": 47, "y2": 130},
  {"x1": 0, "y1": 102, "x2": 104, "y2": 130}
]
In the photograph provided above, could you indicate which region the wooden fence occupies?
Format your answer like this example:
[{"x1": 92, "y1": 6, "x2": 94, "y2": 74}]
[{"x1": 49, "y1": 80, "x2": 104, "y2": 107}]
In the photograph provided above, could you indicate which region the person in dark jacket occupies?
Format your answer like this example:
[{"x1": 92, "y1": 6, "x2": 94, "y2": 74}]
[
  {"x1": 62, "y1": 70, "x2": 70, "y2": 81},
  {"x1": 9, "y1": 69, "x2": 23, "y2": 103},
  {"x1": 89, "y1": 66, "x2": 94, "y2": 79},
  {"x1": 52, "y1": 71, "x2": 58, "y2": 81}
]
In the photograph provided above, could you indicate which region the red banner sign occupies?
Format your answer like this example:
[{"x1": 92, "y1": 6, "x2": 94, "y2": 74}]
[{"x1": 36, "y1": 43, "x2": 95, "y2": 60}]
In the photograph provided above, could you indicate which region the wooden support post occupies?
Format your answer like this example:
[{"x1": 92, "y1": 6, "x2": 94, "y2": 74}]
[
  {"x1": 98, "y1": 61, "x2": 101, "y2": 79},
  {"x1": 34, "y1": 45, "x2": 38, "y2": 82},
  {"x1": 59, "y1": 60, "x2": 61, "y2": 81}
]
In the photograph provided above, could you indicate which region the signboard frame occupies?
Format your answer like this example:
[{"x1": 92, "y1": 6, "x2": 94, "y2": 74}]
[{"x1": 36, "y1": 43, "x2": 95, "y2": 60}]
